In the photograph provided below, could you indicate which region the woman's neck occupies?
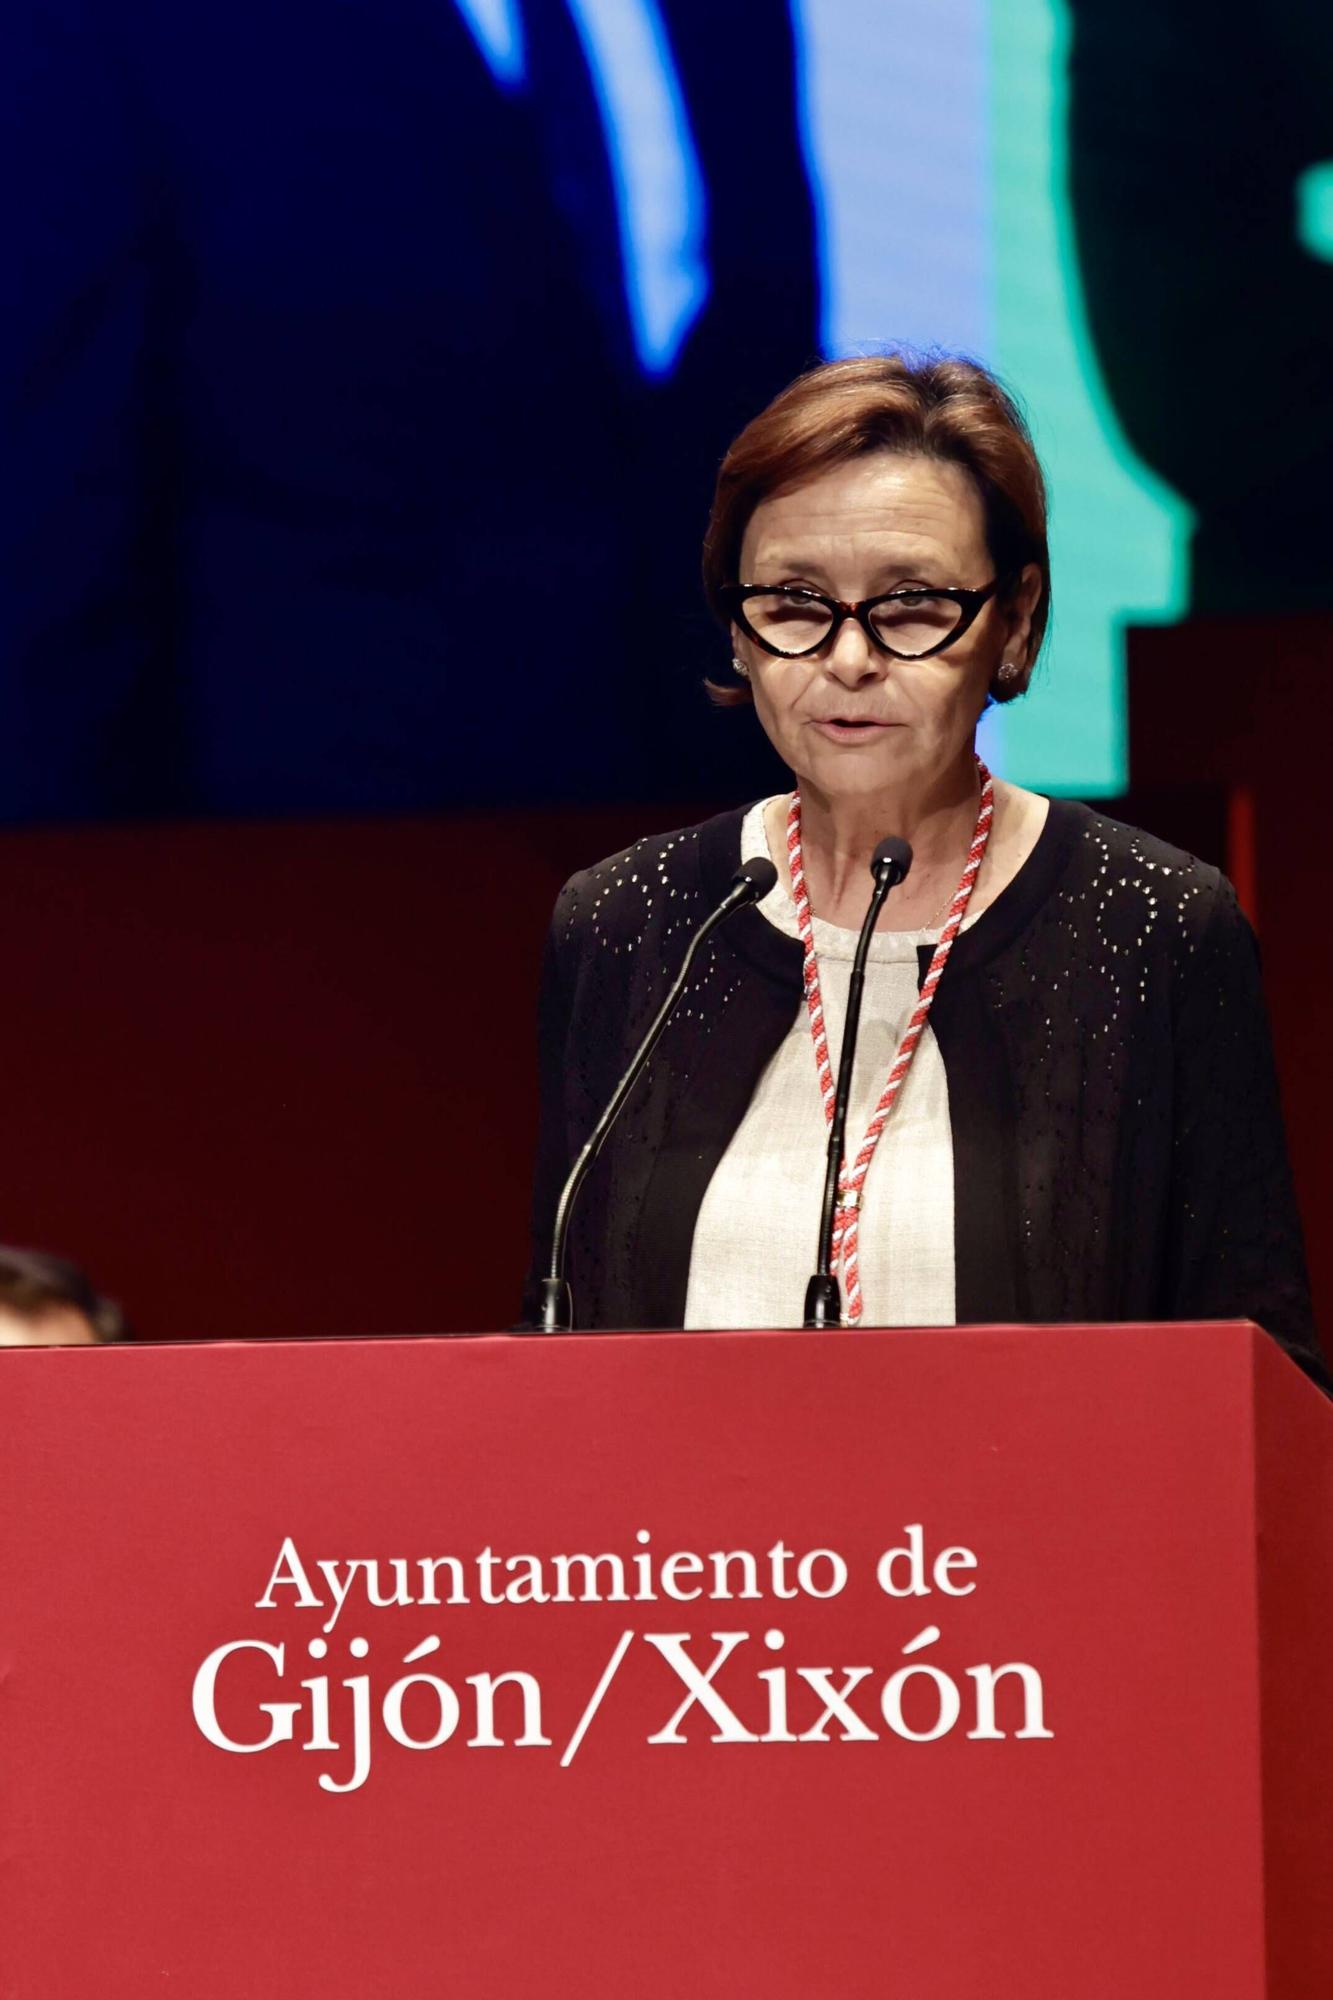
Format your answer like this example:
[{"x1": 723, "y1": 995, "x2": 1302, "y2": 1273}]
[{"x1": 779, "y1": 753, "x2": 987, "y2": 932}]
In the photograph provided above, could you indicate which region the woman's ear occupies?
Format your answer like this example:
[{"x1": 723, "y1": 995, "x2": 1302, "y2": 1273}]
[{"x1": 1006, "y1": 562, "x2": 1044, "y2": 667}]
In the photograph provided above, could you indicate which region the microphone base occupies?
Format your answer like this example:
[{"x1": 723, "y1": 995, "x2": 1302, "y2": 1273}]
[
  {"x1": 537, "y1": 1277, "x2": 573, "y2": 1334},
  {"x1": 802, "y1": 1274, "x2": 843, "y2": 1330}
]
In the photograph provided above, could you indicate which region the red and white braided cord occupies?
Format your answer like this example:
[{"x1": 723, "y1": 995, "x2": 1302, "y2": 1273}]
[{"x1": 787, "y1": 760, "x2": 994, "y2": 1324}]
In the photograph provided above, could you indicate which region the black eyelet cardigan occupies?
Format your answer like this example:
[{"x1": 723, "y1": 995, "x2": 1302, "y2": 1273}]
[{"x1": 523, "y1": 797, "x2": 1327, "y2": 1390}]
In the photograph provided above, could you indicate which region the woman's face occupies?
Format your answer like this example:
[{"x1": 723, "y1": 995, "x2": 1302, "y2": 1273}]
[{"x1": 733, "y1": 452, "x2": 1039, "y2": 801}]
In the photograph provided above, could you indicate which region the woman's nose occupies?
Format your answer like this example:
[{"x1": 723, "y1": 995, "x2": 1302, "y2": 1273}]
[{"x1": 823, "y1": 614, "x2": 884, "y2": 684}]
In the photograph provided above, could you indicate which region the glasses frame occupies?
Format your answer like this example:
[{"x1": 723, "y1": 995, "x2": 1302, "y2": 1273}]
[{"x1": 720, "y1": 578, "x2": 1004, "y2": 661}]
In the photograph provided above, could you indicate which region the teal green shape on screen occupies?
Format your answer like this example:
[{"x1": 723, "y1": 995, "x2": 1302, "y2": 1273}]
[
  {"x1": 988, "y1": 0, "x2": 1193, "y2": 794},
  {"x1": 1296, "y1": 163, "x2": 1333, "y2": 262}
]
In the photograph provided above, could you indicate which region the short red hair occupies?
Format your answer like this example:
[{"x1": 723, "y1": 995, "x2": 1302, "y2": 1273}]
[{"x1": 702, "y1": 352, "x2": 1050, "y2": 706}]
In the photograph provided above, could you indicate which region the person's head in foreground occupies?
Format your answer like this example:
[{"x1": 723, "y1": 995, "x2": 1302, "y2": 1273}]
[{"x1": 0, "y1": 1247, "x2": 129, "y2": 1347}]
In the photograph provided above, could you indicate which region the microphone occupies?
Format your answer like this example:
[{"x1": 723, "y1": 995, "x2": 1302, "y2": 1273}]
[
  {"x1": 803, "y1": 835, "x2": 913, "y2": 1329},
  {"x1": 537, "y1": 856, "x2": 779, "y2": 1332}
]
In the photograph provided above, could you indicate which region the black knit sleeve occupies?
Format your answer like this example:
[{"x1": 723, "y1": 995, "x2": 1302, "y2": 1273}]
[{"x1": 1165, "y1": 880, "x2": 1329, "y2": 1391}]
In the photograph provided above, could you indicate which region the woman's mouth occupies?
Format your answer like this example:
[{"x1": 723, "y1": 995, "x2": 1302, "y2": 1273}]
[{"x1": 811, "y1": 718, "x2": 899, "y2": 743}]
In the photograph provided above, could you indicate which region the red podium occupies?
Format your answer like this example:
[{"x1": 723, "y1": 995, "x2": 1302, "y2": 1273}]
[{"x1": 2, "y1": 1322, "x2": 1330, "y2": 1997}]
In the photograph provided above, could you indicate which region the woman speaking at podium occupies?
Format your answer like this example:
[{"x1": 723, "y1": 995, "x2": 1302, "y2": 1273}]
[{"x1": 524, "y1": 353, "x2": 1325, "y2": 1385}]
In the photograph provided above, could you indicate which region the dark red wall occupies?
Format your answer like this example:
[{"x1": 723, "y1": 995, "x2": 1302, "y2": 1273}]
[
  {"x1": 1129, "y1": 616, "x2": 1331, "y2": 1343},
  {"x1": 0, "y1": 807, "x2": 687, "y2": 1340}
]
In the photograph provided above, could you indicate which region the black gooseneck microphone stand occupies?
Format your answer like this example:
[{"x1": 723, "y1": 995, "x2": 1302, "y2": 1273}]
[
  {"x1": 538, "y1": 858, "x2": 779, "y2": 1333},
  {"x1": 802, "y1": 834, "x2": 914, "y2": 1329}
]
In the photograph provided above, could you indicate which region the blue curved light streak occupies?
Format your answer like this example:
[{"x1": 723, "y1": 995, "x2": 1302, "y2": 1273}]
[
  {"x1": 562, "y1": 0, "x2": 709, "y2": 375},
  {"x1": 453, "y1": 0, "x2": 525, "y2": 88}
]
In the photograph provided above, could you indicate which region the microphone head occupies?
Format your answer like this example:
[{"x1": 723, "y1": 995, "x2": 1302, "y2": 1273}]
[
  {"x1": 733, "y1": 857, "x2": 778, "y2": 902},
  {"x1": 871, "y1": 836, "x2": 913, "y2": 887}
]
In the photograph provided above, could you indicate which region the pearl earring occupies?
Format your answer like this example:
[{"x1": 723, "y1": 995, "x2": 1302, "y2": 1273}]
[{"x1": 731, "y1": 655, "x2": 751, "y2": 680}]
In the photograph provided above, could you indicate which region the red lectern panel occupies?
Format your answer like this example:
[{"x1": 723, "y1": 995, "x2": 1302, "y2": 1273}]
[{"x1": 2, "y1": 1323, "x2": 1330, "y2": 1997}]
